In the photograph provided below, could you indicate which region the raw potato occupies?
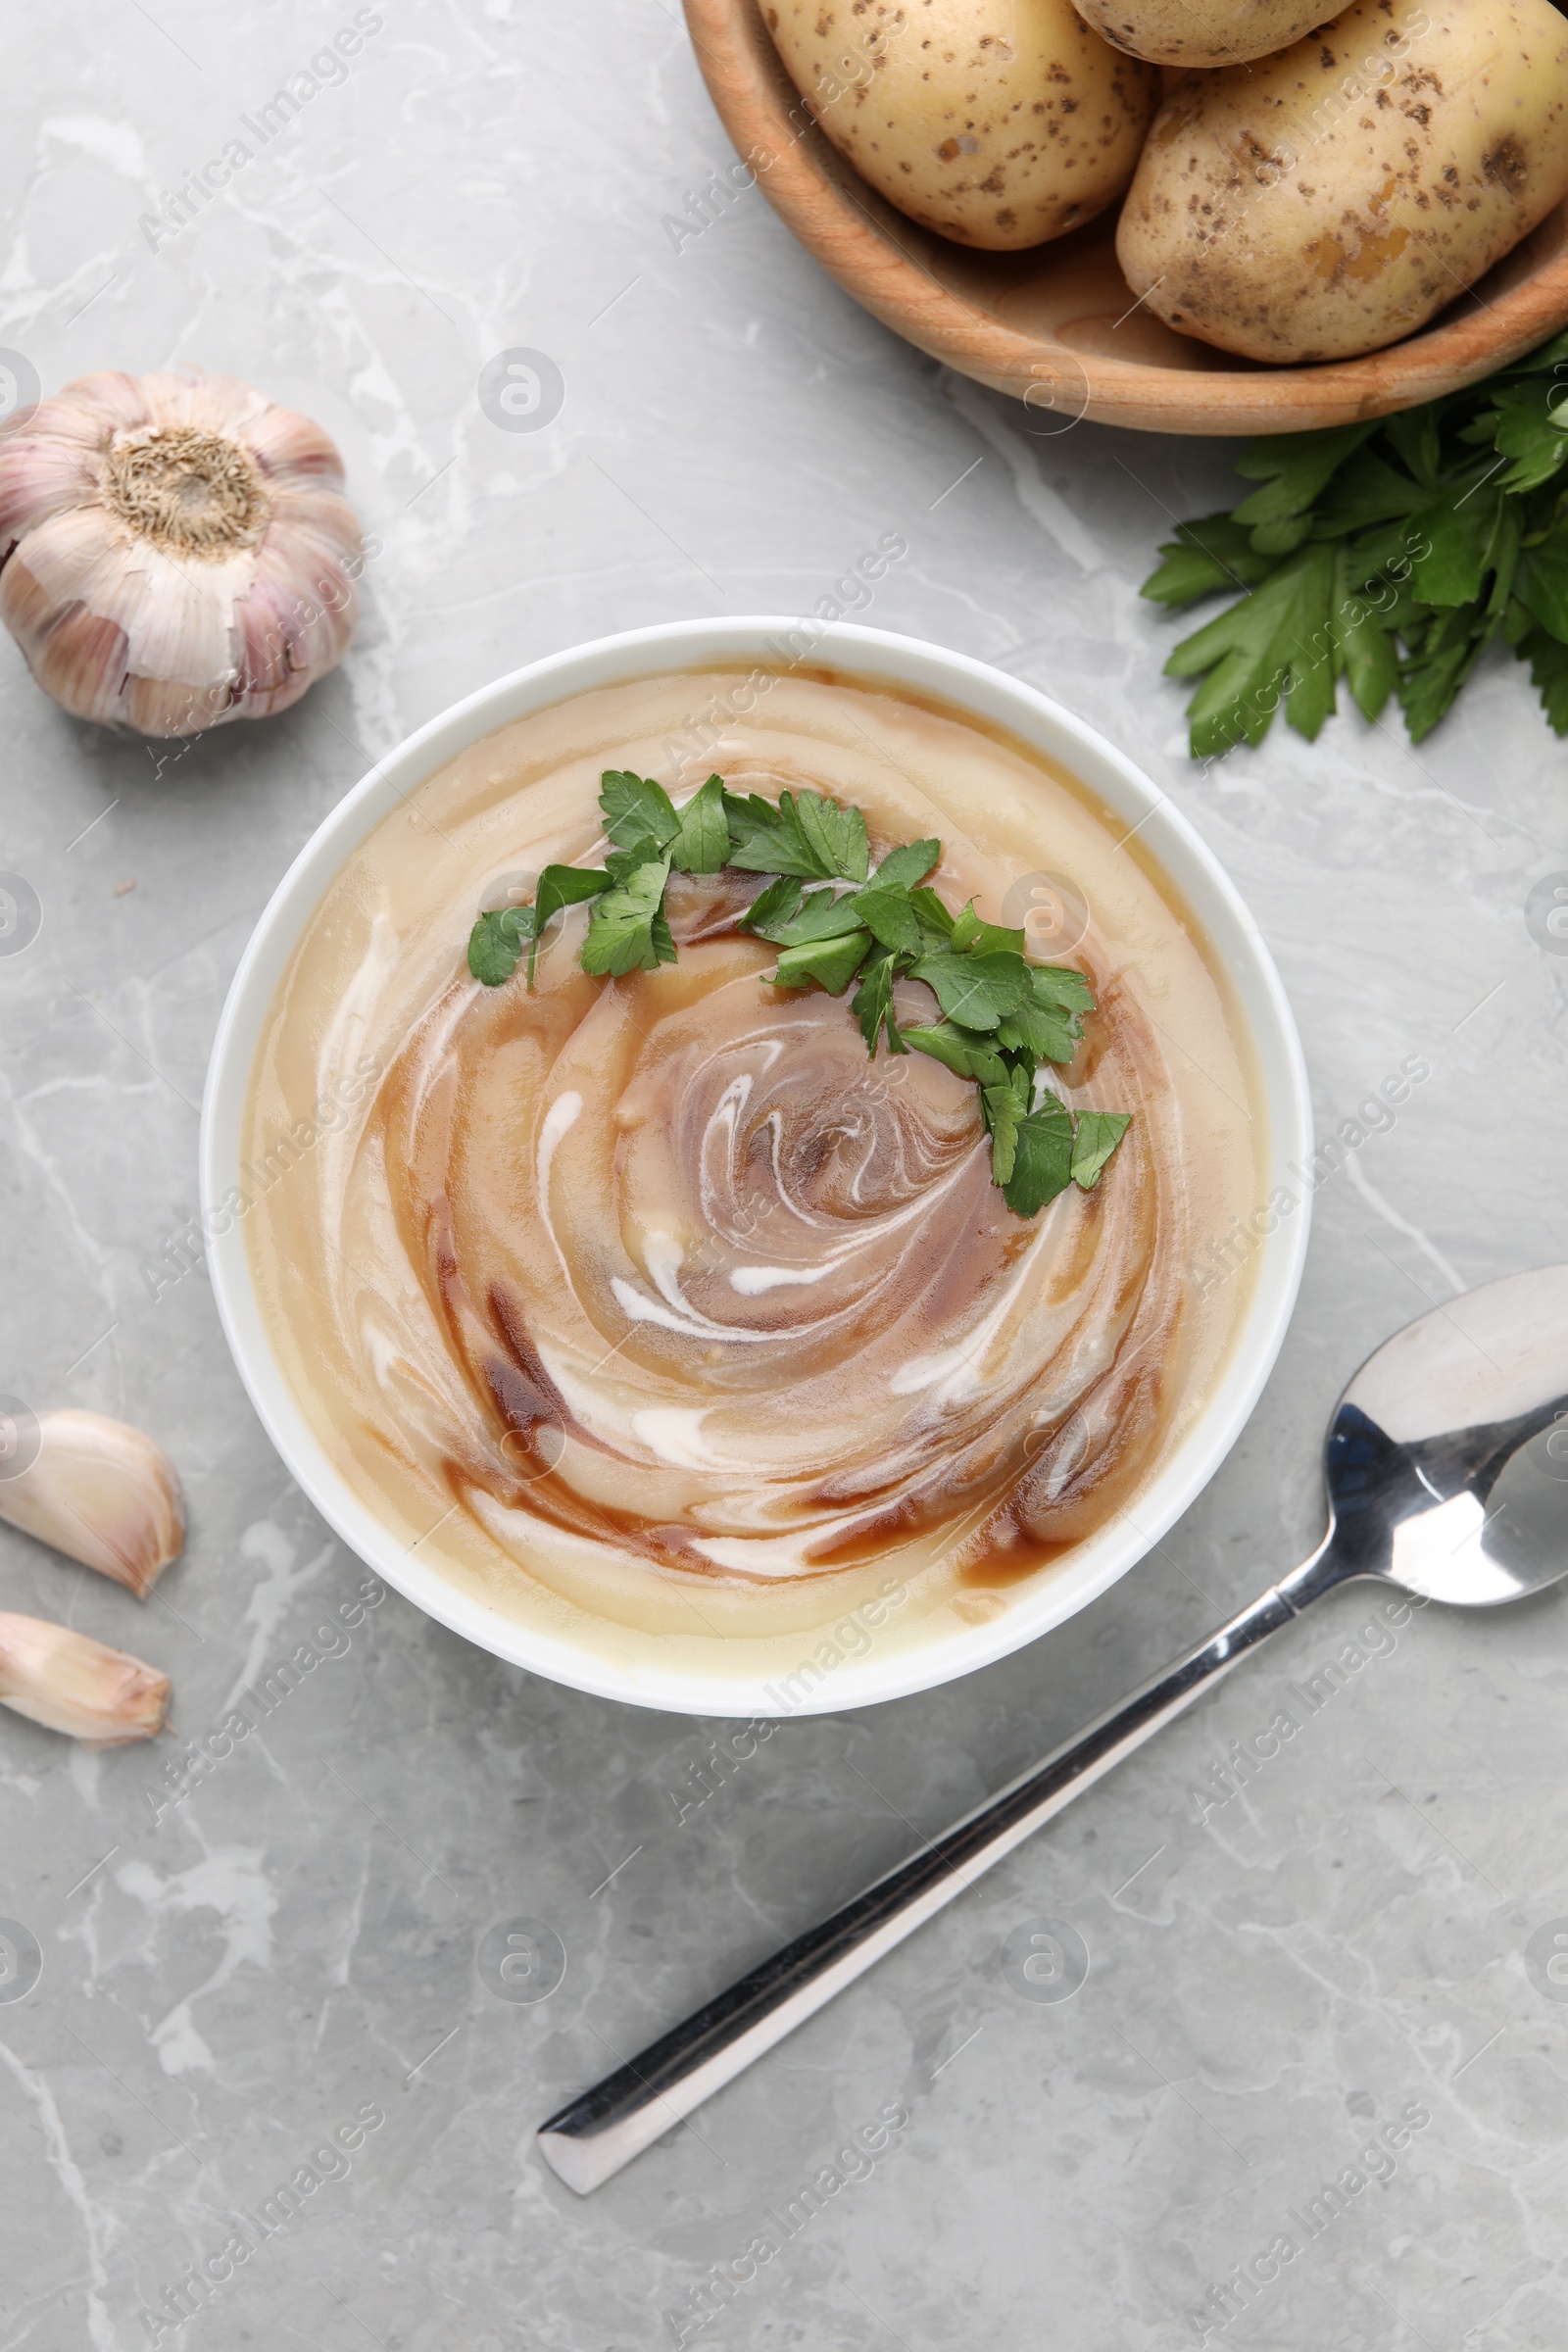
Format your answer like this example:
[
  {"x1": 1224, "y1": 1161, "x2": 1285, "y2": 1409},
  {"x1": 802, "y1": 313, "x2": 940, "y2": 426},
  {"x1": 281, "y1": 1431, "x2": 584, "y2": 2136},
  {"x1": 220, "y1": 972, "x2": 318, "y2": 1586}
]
[
  {"x1": 1073, "y1": 0, "x2": 1338, "y2": 72},
  {"x1": 1116, "y1": 0, "x2": 1568, "y2": 363},
  {"x1": 763, "y1": 0, "x2": 1160, "y2": 251}
]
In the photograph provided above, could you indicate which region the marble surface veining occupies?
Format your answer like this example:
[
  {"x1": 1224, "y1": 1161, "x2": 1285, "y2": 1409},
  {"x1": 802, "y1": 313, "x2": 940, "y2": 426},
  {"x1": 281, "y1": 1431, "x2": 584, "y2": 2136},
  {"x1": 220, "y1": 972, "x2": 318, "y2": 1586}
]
[{"x1": 2, "y1": 6, "x2": 1568, "y2": 2349}]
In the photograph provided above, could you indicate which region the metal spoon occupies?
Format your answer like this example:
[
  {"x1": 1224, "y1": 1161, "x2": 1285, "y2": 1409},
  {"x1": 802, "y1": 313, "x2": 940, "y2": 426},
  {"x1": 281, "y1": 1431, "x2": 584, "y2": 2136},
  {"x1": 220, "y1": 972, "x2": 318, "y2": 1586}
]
[{"x1": 538, "y1": 1263, "x2": 1568, "y2": 2193}]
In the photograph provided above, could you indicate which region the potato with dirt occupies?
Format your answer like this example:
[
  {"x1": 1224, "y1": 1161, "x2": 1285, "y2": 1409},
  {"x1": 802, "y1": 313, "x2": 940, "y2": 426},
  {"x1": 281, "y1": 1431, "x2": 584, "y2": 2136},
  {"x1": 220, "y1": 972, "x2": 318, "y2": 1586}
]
[
  {"x1": 1115, "y1": 0, "x2": 1568, "y2": 363},
  {"x1": 763, "y1": 0, "x2": 1160, "y2": 250},
  {"x1": 1072, "y1": 0, "x2": 1342, "y2": 72}
]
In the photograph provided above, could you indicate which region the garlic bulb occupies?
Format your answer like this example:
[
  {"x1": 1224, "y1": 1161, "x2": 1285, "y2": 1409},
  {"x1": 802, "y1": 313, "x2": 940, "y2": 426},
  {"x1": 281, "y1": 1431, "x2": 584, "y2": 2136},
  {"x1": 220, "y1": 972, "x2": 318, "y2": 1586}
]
[
  {"x1": 0, "y1": 368, "x2": 364, "y2": 738},
  {"x1": 0, "y1": 1611, "x2": 170, "y2": 1744},
  {"x1": 0, "y1": 1409, "x2": 185, "y2": 1597}
]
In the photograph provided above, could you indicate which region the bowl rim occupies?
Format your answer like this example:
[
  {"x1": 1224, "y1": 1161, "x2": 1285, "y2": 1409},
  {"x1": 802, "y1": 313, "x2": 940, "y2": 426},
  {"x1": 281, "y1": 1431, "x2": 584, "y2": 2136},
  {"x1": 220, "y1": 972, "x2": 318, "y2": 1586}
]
[
  {"x1": 682, "y1": 0, "x2": 1568, "y2": 436},
  {"x1": 201, "y1": 616, "x2": 1313, "y2": 1716}
]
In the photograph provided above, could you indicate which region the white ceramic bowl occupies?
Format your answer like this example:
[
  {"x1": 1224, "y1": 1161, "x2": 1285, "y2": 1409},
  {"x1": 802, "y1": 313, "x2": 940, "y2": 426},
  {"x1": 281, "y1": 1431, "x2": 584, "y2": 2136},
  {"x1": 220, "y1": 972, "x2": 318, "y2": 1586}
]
[{"x1": 202, "y1": 619, "x2": 1311, "y2": 1717}]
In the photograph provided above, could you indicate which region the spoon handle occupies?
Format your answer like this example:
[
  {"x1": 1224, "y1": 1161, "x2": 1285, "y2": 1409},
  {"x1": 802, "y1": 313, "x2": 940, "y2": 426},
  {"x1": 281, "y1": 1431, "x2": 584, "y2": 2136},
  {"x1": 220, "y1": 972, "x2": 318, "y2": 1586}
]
[{"x1": 538, "y1": 1577, "x2": 1304, "y2": 2193}]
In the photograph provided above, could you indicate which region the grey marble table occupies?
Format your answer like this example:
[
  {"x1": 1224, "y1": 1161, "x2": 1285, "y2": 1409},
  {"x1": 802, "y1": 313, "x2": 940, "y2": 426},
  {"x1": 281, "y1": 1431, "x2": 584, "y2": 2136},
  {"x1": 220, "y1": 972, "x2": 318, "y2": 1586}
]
[{"x1": 3, "y1": 6, "x2": 1568, "y2": 2349}]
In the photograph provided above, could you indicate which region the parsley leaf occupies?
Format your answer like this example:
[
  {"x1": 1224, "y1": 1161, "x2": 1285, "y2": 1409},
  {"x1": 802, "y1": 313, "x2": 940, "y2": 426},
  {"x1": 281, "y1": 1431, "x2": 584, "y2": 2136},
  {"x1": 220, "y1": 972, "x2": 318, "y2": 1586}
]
[
  {"x1": 1410, "y1": 490, "x2": 1494, "y2": 608},
  {"x1": 981, "y1": 1063, "x2": 1031, "y2": 1187},
  {"x1": 527, "y1": 863, "x2": 612, "y2": 988},
  {"x1": 1003, "y1": 1093, "x2": 1076, "y2": 1218},
  {"x1": 601, "y1": 769, "x2": 681, "y2": 857},
  {"x1": 1330, "y1": 553, "x2": 1398, "y2": 723},
  {"x1": 604, "y1": 845, "x2": 654, "y2": 886},
  {"x1": 906, "y1": 886, "x2": 956, "y2": 944},
  {"x1": 1028, "y1": 965, "x2": 1096, "y2": 1015},
  {"x1": 723, "y1": 787, "x2": 867, "y2": 880},
  {"x1": 1516, "y1": 538, "x2": 1568, "y2": 644},
  {"x1": 1162, "y1": 542, "x2": 1337, "y2": 759},
  {"x1": 468, "y1": 904, "x2": 534, "y2": 988},
  {"x1": 903, "y1": 1025, "x2": 1008, "y2": 1087},
  {"x1": 580, "y1": 856, "x2": 676, "y2": 977},
  {"x1": 1396, "y1": 603, "x2": 1495, "y2": 742},
  {"x1": 737, "y1": 875, "x2": 805, "y2": 936},
  {"x1": 850, "y1": 880, "x2": 924, "y2": 956},
  {"x1": 1491, "y1": 382, "x2": 1568, "y2": 493},
  {"x1": 994, "y1": 998, "x2": 1080, "y2": 1063},
  {"x1": 852, "y1": 946, "x2": 906, "y2": 1056},
  {"x1": 1070, "y1": 1110, "x2": 1131, "y2": 1191},
  {"x1": 1142, "y1": 514, "x2": 1279, "y2": 607},
  {"x1": 871, "y1": 838, "x2": 941, "y2": 890},
  {"x1": 771, "y1": 928, "x2": 872, "y2": 995},
  {"x1": 721, "y1": 790, "x2": 807, "y2": 873},
  {"x1": 950, "y1": 904, "x2": 1027, "y2": 956},
  {"x1": 751, "y1": 887, "x2": 867, "y2": 949},
  {"x1": 911, "y1": 950, "x2": 1033, "y2": 1031},
  {"x1": 1518, "y1": 621, "x2": 1568, "y2": 732},
  {"x1": 794, "y1": 791, "x2": 869, "y2": 883},
  {"x1": 671, "y1": 773, "x2": 730, "y2": 874},
  {"x1": 1230, "y1": 421, "x2": 1379, "y2": 532}
]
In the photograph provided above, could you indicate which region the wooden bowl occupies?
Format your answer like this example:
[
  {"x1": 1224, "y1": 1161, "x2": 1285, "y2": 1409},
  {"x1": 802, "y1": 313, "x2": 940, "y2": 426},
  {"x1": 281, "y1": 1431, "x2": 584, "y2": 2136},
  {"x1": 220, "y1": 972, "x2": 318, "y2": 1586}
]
[{"x1": 684, "y1": 0, "x2": 1568, "y2": 436}]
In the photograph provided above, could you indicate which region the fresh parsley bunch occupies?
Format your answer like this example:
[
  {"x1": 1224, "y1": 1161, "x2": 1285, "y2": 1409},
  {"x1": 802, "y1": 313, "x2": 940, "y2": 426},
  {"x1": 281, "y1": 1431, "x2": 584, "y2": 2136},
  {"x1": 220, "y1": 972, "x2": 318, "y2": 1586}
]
[
  {"x1": 467, "y1": 770, "x2": 1130, "y2": 1221},
  {"x1": 1144, "y1": 330, "x2": 1568, "y2": 758}
]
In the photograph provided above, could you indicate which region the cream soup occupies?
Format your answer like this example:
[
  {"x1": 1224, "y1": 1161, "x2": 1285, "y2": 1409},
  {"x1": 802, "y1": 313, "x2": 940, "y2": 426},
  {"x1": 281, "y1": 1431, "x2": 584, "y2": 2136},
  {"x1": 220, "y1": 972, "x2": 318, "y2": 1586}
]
[{"x1": 241, "y1": 667, "x2": 1262, "y2": 1684}]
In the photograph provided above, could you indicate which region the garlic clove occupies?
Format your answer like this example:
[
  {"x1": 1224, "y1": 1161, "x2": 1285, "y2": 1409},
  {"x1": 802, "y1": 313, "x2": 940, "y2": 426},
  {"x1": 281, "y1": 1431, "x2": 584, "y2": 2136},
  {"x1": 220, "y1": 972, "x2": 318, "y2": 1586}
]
[
  {"x1": 0, "y1": 545, "x2": 133, "y2": 729},
  {"x1": 156, "y1": 368, "x2": 270, "y2": 442},
  {"x1": 233, "y1": 576, "x2": 312, "y2": 704},
  {"x1": 129, "y1": 543, "x2": 254, "y2": 688},
  {"x1": 0, "y1": 552, "x2": 78, "y2": 663},
  {"x1": 253, "y1": 525, "x2": 358, "y2": 653},
  {"x1": 55, "y1": 369, "x2": 154, "y2": 435},
  {"x1": 247, "y1": 403, "x2": 347, "y2": 484},
  {"x1": 0, "y1": 434, "x2": 99, "y2": 553},
  {"x1": 0, "y1": 1611, "x2": 170, "y2": 1744},
  {"x1": 31, "y1": 601, "x2": 131, "y2": 729},
  {"x1": 0, "y1": 1410, "x2": 185, "y2": 1597},
  {"x1": 122, "y1": 670, "x2": 229, "y2": 739},
  {"x1": 0, "y1": 499, "x2": 108, "y2": 604},
  {"x1": 266, "y1": 483, "x2": 364, "y2": 547},
  {"x1": 0, "y1": 367, "x2": 364, "y2": 738}
]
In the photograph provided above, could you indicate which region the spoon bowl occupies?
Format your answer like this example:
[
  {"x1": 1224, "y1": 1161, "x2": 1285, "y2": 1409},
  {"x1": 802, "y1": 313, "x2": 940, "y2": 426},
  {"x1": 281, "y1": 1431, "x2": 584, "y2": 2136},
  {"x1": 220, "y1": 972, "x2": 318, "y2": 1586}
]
[{"x1": 1311, "y1": 1264, "x2": 1568, "y2": 1606}]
